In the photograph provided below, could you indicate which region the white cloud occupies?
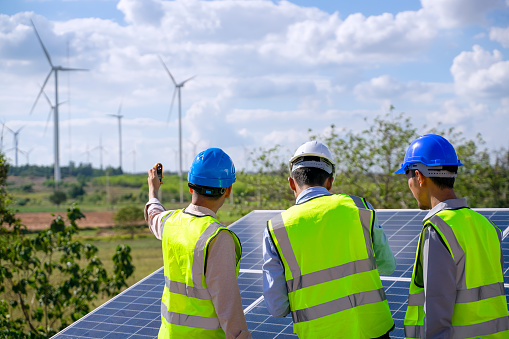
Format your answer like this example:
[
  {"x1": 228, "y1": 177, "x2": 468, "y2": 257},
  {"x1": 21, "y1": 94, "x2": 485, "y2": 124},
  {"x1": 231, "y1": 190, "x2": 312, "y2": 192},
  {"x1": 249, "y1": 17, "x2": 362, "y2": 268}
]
[
  {"x1": 421, "y1": 0, "x2": 504, "y2": 28},
  {"x1": 490, "y1": 26, "x2": 509, "y2": 48},
  {"x1": 117, "y1": 0, "x2": 164, "y2": 26},
  {"x1": 354, "y1": 75, "x2": 451, "y2": 103},
  {"x1": 451, "y1": 45, "x2": 509, "y2": 99},
  {"x1": 260, "y1": 10, "x2": 438, "y2": 65}
]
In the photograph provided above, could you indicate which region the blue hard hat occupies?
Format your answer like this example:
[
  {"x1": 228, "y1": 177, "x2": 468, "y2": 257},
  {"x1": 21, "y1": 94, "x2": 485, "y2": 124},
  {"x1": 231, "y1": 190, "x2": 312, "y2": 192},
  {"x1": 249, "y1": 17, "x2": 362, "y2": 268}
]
[
  {"x1": 395, "y1": 134, "x2": 463, "y2": 174},
  {"x1": 188, "y1": 148, "x2": 236, "y2": 188}
]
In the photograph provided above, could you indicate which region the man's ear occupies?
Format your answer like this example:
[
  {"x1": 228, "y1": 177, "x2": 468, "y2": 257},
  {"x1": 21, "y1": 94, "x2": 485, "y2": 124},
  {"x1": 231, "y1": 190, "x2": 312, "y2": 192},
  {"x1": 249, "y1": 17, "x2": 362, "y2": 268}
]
[
  {"x1": 224, "y1": 186, "x2": 232, "y2": 198},
  {"x1": 288, "y1": 176, "x2": 297, "y2": 192},
  {"x1": 325, "y1": 176, "x2": 334, "y2": 191},
  {"x1": 189, "y1": 187, "x2": 193, "y2": 194},
  {"x1": 415, "y1": 170, "x2": 426, "y2": 187}
]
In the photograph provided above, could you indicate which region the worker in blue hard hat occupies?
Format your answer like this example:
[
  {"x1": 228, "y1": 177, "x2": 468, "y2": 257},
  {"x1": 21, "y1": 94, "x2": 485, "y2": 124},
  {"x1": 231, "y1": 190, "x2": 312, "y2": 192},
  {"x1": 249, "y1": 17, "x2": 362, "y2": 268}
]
[
  {"x1": 145, "y1": 148, "x2": 252, "y2": 338},
  {"x1": 396, "y1": 134, "x2": 509, "y2": 338},
  {"x1": 262, "y1": 140, "x2": 396, "y2": 338}
]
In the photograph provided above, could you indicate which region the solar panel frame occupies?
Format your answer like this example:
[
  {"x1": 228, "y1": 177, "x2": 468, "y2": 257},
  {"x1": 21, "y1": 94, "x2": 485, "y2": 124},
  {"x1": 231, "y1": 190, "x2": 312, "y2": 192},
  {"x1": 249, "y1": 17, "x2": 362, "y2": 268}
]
[{"x1": 52, "y1": 208, "x2": 509, "y2": 339}]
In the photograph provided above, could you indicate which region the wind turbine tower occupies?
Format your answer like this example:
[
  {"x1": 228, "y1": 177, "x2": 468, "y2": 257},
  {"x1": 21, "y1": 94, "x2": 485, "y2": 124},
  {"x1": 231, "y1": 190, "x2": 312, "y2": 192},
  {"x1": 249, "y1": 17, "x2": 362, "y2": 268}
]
[
  {"x1": 158, "y1": 55, "x2": 195, "y2": 204},
  {"x1": 30, "y1": 19, "x2": 88, "y2": 187},
  {"x1": 108, "y1": 101, "x2": 123, "y2": 171},
  {"x1": 6, "y1": 126, "x2": 24, "y2": 167}
]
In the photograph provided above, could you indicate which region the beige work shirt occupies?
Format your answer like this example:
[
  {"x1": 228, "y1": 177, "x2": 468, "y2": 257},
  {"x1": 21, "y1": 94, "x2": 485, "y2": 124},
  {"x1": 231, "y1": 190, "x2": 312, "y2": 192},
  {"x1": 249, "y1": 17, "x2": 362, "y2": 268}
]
[{"x1": 144, "y1": 198, "x2": 251, "y2": 339}]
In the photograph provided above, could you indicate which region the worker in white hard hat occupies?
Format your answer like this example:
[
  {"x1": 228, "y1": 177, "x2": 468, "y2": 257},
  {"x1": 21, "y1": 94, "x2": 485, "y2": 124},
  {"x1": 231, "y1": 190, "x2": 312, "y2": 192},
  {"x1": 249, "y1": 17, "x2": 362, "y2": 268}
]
[{"x1": 262, "y1": 140, "x2": 396, "y2": 338}]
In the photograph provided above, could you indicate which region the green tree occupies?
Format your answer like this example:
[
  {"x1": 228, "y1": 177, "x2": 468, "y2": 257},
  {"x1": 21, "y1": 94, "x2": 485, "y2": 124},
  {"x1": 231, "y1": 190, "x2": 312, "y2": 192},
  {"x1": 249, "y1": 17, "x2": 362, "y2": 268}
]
[
  {"x1": 0, "y1": 153, "x2": 135, "y2": 338},
  {"x1": 67, "y1": 182, "x2": 86, "y2": 199},
  {"x1": 49, "y1": 191, "x2": 67, "y2": 206},
  {"x1": 114, "y1": 205, "x2": 145, "y2": 239},
  {"x1": 244, "y1": 145, "x2": 293, "y2": 210},
  {"x1": 311, "y1": 109, "x2": 418, "y2": 208},
  {"x1": 310, "y1": 109, "x2": 508, "y2": 209}
]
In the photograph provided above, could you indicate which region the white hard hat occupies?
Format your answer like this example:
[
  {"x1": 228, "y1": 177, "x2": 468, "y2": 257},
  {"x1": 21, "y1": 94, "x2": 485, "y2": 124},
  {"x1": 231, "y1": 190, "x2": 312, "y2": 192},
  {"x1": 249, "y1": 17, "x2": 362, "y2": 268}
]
[{"x1": 289, "y1": 141, "x2": 335, "y2": 175}]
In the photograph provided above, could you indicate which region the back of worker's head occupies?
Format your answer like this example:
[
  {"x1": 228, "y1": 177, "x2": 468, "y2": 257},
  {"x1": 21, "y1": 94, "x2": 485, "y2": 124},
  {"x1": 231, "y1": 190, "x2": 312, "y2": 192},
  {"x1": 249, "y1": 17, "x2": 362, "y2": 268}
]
[
  {"x1": 289, "y1": 141, "x2": 335, "y2": 188},
  {"x1": 188, "y1": 148, "x2": 236, "y2": 200},
  {"x1": 395, "y1": 134, "x2": 462, "y2": 189}
]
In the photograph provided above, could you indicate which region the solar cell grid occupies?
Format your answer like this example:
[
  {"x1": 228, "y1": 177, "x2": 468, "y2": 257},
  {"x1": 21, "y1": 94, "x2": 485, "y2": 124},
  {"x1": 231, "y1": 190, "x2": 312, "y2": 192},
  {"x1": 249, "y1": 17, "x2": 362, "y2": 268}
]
[{"x1": 53, "y1": 208, "x2": 509, "y2": 339}]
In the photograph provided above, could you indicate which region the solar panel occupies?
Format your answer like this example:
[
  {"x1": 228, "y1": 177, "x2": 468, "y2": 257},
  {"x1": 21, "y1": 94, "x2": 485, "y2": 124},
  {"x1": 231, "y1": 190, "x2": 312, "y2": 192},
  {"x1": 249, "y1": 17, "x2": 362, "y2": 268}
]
[{"x1": 52, "y1": 208, "x2": 509, "y2": 339}]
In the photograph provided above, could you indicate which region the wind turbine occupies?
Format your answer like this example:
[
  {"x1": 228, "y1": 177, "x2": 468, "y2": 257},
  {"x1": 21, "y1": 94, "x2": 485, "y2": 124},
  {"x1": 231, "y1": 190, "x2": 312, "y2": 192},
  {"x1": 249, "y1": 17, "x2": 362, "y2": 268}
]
[
  {"x1": 30, "y1": 19, "x2": 88, "y2": 186},
  {"x1": 92, "y1": 136, "x2": 107, "y2": 170},
  {"x1": 21, "y1": 148, "x2": 34, "y2": 165},
  {"x1": 82, "y1": 144, "x2": 92, "y2": 164},
  {"x1": 6, "y1": 126, "x2": 24, "y2": 167},
  {"x1": 158, "y1": 55, "x2": 195, "y2": 204},
  {"x1": 108, "y1": 101, "x2": 123, "y2": 171}
]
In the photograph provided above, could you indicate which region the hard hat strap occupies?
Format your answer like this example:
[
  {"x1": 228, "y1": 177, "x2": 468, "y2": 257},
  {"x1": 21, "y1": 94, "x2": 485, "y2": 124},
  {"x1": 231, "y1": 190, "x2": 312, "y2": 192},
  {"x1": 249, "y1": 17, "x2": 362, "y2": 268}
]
[
  {"x1": 290, "y1": 156, "x2": 334, "y2": 175},
  {"x1": 407, "y1": 163, "x2": 457, "y2": 178},
  {"x1": 188, "y1": 183, "x2": 226, "y2": 197}
]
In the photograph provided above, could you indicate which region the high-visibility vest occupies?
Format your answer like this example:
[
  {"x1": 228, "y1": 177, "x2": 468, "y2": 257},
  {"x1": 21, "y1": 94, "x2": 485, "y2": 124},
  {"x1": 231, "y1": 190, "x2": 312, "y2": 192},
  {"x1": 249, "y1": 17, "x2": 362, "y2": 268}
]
[
  {"x1": 158, "y1": 209, "x2": 242, "y2": 338},
  {"x1": 404, "y1": 208, "x2": 509, "y2": 338},
  {"x1": 268, "y1": 194, "x2": 394, "y2": 338}
]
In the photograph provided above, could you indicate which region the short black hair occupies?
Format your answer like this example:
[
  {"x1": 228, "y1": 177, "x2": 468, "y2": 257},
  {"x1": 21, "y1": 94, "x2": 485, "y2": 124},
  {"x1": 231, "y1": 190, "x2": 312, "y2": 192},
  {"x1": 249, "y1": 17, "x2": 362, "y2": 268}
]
[
  {"x1": 292, "y1": 167, "x2": 332, "y2": 187},
  {"x1": 407, "y1": 165, "x2": 458, "y2": 189},
  {"x1": 188, "y1": 183, "x2": 225, "y2": 200}
]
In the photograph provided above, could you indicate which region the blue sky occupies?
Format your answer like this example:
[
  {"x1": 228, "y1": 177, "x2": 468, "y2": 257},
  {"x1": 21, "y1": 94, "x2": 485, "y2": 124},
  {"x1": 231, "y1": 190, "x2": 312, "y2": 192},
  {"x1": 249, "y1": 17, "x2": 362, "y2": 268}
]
[{"x1": 0, "y1": 0, "x2": 508, "y2": 173}]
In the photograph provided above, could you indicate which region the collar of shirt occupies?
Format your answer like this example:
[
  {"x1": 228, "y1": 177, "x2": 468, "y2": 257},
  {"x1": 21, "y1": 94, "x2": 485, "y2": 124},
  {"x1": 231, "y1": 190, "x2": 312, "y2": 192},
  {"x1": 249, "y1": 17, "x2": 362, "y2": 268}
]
[
  {"x1": 423, "y1": 198, "x2": 468, "y2": 221},
  {"x1": 296, "y1": 186, "x2": 331, "y2": 205},
  {"x1": 184, "y1": 203, "x2": 217, "y2": 219}
]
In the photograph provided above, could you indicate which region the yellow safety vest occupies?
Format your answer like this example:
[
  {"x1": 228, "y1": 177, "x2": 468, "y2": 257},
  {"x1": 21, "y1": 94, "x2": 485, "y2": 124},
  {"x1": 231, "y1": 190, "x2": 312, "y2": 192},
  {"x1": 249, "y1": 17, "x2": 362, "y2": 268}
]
[
  {"x1": 268, "y1": 194, "x2": 394, "y2": 338},
  {"x1": 404, "y1": 208, "x2": 509, "y2": 338},
  {"x1": 158, "y1": 209, "x2": 242, "y2": 338}
]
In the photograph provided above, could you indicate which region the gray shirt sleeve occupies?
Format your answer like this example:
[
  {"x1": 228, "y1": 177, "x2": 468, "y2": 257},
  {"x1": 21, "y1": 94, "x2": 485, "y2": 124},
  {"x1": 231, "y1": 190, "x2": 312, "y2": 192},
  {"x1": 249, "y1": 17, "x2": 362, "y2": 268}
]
[{"x1": 422, "y1": 226, "x2": 456, "y2": 339}]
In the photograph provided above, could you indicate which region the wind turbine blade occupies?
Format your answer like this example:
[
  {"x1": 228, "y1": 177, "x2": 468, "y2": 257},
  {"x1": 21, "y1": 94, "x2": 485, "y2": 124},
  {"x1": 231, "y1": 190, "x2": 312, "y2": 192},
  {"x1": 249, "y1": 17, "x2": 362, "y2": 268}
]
[
  {"x1": 31, "y1": 19, "x2": 53, "y2": 67},
  {"x1": 30, "y1": 70, "x2": 53, "y2": 115},
  {"x1": 168, "y1": 88, "x2": 177, "y2": 124},
  {"x1": 60, "y1": 67, "x2": 89, "y2": 72},
  {"x1": 181, "y1": 75, "x2": 196, "y2": 86},
  {"x1": 158, "y1": 55, "x2": 177, "y2": 86},
  {"x1": 44, "y1": 107, "x2": 52, "y2": 136},
  {"x1": 57, "y1": 100, "x2": 67, "y2": 106},
  {"x1": 42, "y1": 88, "x2": 52, "y2": 107}
]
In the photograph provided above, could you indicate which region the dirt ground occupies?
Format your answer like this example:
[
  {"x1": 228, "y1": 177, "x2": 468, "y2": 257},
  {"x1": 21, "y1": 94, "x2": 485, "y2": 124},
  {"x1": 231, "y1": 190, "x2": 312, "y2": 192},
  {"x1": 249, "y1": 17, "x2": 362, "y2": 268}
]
[{"x1": 17, "y1": 211, "x2": 116, "y2": 230}]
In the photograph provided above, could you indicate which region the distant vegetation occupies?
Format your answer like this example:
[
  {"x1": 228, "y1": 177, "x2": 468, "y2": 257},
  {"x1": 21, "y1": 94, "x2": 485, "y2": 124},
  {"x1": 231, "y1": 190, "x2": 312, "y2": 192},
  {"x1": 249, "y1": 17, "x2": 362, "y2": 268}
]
[{"x1": 5, "y1": 110, "x2": 509, "y2": 214}]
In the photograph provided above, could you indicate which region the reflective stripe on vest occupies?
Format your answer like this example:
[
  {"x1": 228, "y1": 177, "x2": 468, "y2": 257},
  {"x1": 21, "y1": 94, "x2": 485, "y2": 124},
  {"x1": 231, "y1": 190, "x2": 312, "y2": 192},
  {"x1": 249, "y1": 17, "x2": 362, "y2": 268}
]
[
  {"x1": 405, "y1": 209, "x2": 509, "y2": 338},
  {"x1": 191, "y1": 222, "x2": 224, "y2": 289},
  {"x1": 164, "y1": 276, "x2": 212, "y2": 300},
  {"x1": 292, "y1": 288, "x2": 387, "y2": 323},
  {"x1": 269, "y1": 194, "x2": 393, "y2": 337},
  {"x1": 160, "y1": 210, "x2": 175, "y2": 239},
  {"x1": 161, "y1": 301, "x2": 221, "y2": 329}
]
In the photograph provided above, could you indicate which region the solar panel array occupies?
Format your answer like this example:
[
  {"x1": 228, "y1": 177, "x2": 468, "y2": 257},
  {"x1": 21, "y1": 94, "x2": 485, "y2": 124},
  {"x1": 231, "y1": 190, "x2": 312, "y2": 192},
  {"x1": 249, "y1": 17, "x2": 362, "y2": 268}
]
[{"x1": 53, "y1": 208, "x2": 509, "y2": 339}]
